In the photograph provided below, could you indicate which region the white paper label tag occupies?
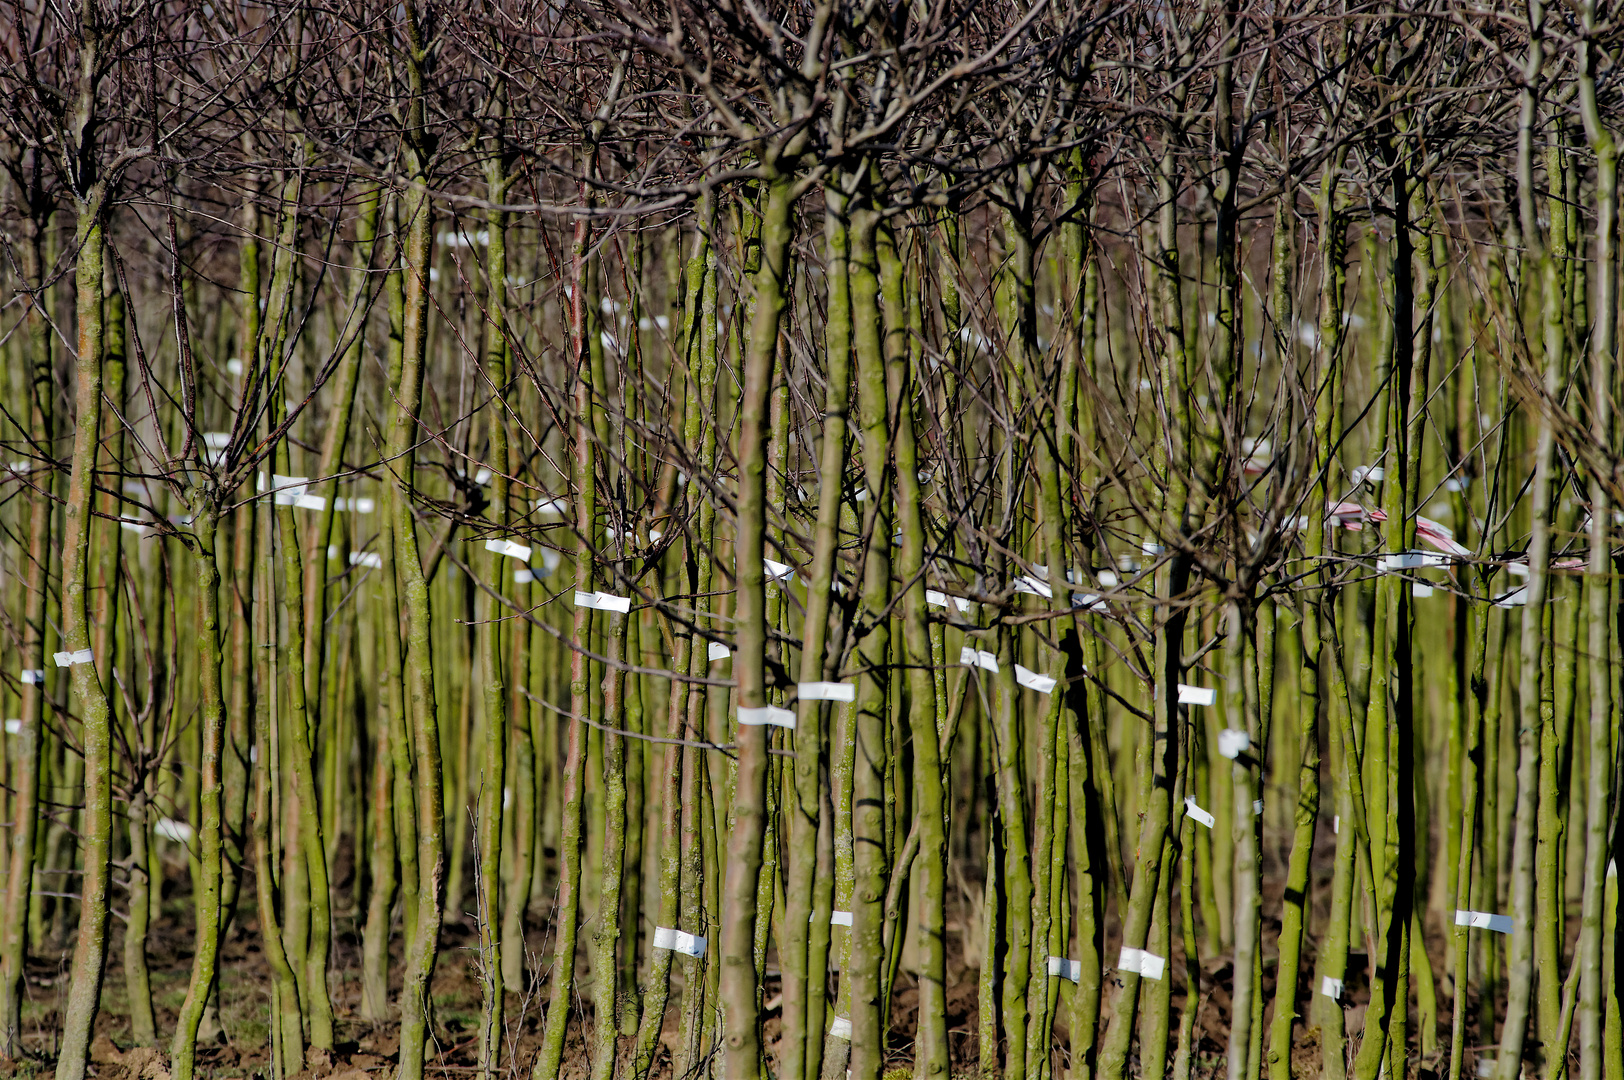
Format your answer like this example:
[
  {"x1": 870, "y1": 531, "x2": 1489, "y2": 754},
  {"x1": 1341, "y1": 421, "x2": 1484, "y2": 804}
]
[
  {"x1": 1381, "y1": 550, "x2": 1440, "y2": 571},
  {"x1": 349, "y1": 551, "x2": 383, "y2": 569},
  {"x1": 334, "y1": 497, "x2": 376, "y2": 513},
  {"x1": 764, "y1": 559, "x2": 796, "y2": 582},
  {"x1": 514, "y1": 568, "x2": 534, "y2": 584},
  {"x1": 708, "y1": 641, "x2": 731, "y2": 662},
  {"x1": 1184, "y1": 798, "x2": 1215, "y2": 828},
  {"x1": 259, "y1": 473, "x2": 310, "y2": 505},
  {"x1": 3, "y1": 720, "x2": 19, "y2": 735},
  {"x1": 53, "y1": 648, "x2": 93, "y2": 668},
  {"x1": 925, "y1": 590, "x2": 973, "y2": 612},
  {"x1": 293, "y1": 493, "x2": 326, "y2": 511},
  {"x1": 1072, "y1": 592, "x2": 1109, "y2": 612},
  {"x1": 739, "y1": 705, "x2": 796, "y2": 730},
  {"x1": 1178, "y1": 684, "x2": 1216, "y2": 706},
  {"x1": 487, "y1": 538, "x2": 533, "y2": 561},
  {"x1": 574, "y1": 591, "x2": 632, "y2": 614},
  {"x1": 1333, "y1": 815, "x2": 1340, "y2": 834},
  {"x1": 1217, "y1": 729, "x2": 1250, "y2": 759},
  {"x1": 651, "y1": 926, "x2": 707, "y2": 957},
  {"x1": 828, "y1": 1017, "x2": 852, "y2": 1040},
  {"x1": 959, "y1": 646, "x2": 999, "y2": 673},
  {"x1": 799, "y1": 682, "x2": 855, "y2": 702},
  {"x1": 1253, "y1": 799, "x2": 1264, "y2": 816},
  {"x1": 1455, "y1": 910, "x2": 1514, "y2": 934},
  {"x1": 19, "y1": 670, "x2": 44, "y2": 685},
  {"x1": 830, "y1": 910, "x2": 853, "y2": 926},
  {"x1": 536, "y1": 497, "x2": 568, "y2": 516},
  {"x1": 155, "y1": 818, "x2": 193, "y2": 843},
  {"x1": 1118, "y1": 947, "x2": 1166, "y2": 981},
  {"x1": 1047, "y1": 956, "x2": 1082, "y2": 983},
  {"x1": 1321, "y1": 976, "x2": 1344, "y2": 1000},
  {"x1": 1014, "y1": 575, "x2": 1053, "y2": 598},
  {"x1": 1413, "y1": 583, "x2": 1435, "y2": 597},
  {"x1": 1015, "y1": 665, "x2": 1056, "y2": 694}
]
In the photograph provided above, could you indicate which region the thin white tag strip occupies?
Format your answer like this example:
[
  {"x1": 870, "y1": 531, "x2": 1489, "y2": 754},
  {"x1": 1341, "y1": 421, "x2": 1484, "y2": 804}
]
[
  {"x1": 1321, "y1": 976, "x2": 1344, "y2": 1000},
  {"x1": 1381, "y1": 550, "x2": 1446, "y2": 571},
  {"x1": 3, "y1": 721, "x2": 19, "y2": 735},
  {"x1": 19, "y1": 670, "x2": 44, "y2": 685},
  {"x1": 1072, "y1": 592, "x2": 1109, "y2": 612},
  {"x1": 1254, "y1": 799, "x2": 1264, "y2": 816},
  {"x1": 828, "y1": 1017, "x2": 852, "y2": 1041},
  {"x1": 1184, "y1": 798, "x2": 1215, "y2": 828},
  {"x1": 536, "y1": 497, "x2": 569, "y2": 516},
  {"x1": 349, "y1": 551, "x2": 383, "y2": 569},
  {"x1": 293, "y1": 493, "x2": 326, "y2": 511},
  {"x1": 155, "y1": 818, "x2": 194, "y2": 843},
  {"x1": 1014, "y1": 575, "x2": 1053, "y2": 598},
  {"x1": 1118, "y1": 947, "x2": 1166, "y2": 981},
  {"x1": 1333, "y1": 815, "x2": 1340, "y2": 834},
  {"x1": 1413, "y1": 583, "x2": 1434, "y2": 597},
  {"x1": 1047, "y1": 956, "x2": 1082, "y2": 983},
  {"x1": 54, "y1": 648, "x2": 93, "y2": 668},
  {"x1": 1015, "y1": 665, "x2": 1056, "y2": 693},
  {"x1": 258, "y1": 473, "x2": 310, "y2": 505},
  {"x1": 1217, "y1": 729, "x2": 1250, "y2": 759},
  {"x1": 925, "y1": 590, "x2": 973, "y2": 612},
  {"x1": 739, "y1": 705, "x2": 796, "y2": 730},
  {"x1": 651, "y1": 926, "x2": 707, "y2": 957},
  {"x1": 708, "y1": 641, "x2": 731, "y2": 662},
  {"x1": 1455, "y1": 910, "x2": 1514, "y2": 934},
  {"x1": 1178, "y1": 684, "x2": 1216, "y2": 706},
  {"x1": 830, "y1": 910, "x2": 853, "y2": 926},
  {"x1": 764, "y1": 559, "x2": 796, "y2": 582},
  {"x1": 487, "y1": 538, "x2": 533, "y2": 561},
  {"x1": 573, "y1": 591, "x2": 632, "y2": 614},
  {"x1": 959, "y1": 646, "x2": 999, "y2": 673},
  {"x1": 333, "y1": 497, "x2": 376, "y2": 513},
  {"x1": 514, "y1": 569, "x2": 534, "y2": 584},
  {"x1": 799, "y1": 682, "x2": 855, "y2": 702}
]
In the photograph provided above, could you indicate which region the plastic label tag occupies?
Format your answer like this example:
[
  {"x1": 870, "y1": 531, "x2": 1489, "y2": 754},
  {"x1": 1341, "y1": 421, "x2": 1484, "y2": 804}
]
[
  {"x1": 1183, "y1": 798, "x2": 1215, "y2": 828},
  {"x1": 830, "y1": 910, "x2": 853, "y2": 926},
  {"x1": 1118, "y1": 947, "x2": 1166, "y2": 981},
  {"x1": 1015, "y1": 666, "x2": 1056, "y2": 694},
  {"x1": 651, "y1": 926, "x2": 706, "y2": 957},
  {"x1": 1178, "y1": 684, "x2": 1216, "y2": 706},
  {"x1": 1321, "y1": 976, "x2": 1344, "y2": 1000},
  {"x1": 739, "y1": 705, "x2": 796, "y2": 730},
  {"x1": 1454, "y1": 910, "x2": 1514, "y2": 934},
  {"x1": 574, "y1": 591, "x2": 632, "y2": 614},
  {"x1": 799, "y1": 682, "x2": 855, "y2": 702},
  {"x1": 959, "y1": 646, "x2": 999, "y2": 673},
  {"x1": 708, "y1": 641, "x2": 731, "y2": 662},
  {"x1": 487, "y1": 538, "x2": 533, "y2": 561},
  {"x1": 1047, "y1": 956, "x2": 1082, "y2": 983},
  {"x1": 53, "y1": 648, "x2": 93, "y2": 668},
  {"x1": 1217, "y1": 729, "x2": 1250, "y2": 759}
]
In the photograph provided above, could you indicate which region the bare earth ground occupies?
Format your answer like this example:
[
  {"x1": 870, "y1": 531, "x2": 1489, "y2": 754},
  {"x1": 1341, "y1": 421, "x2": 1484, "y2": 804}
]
[{"x1": 1, "y1": 831, "x2": 1518, "y2": 1080}]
